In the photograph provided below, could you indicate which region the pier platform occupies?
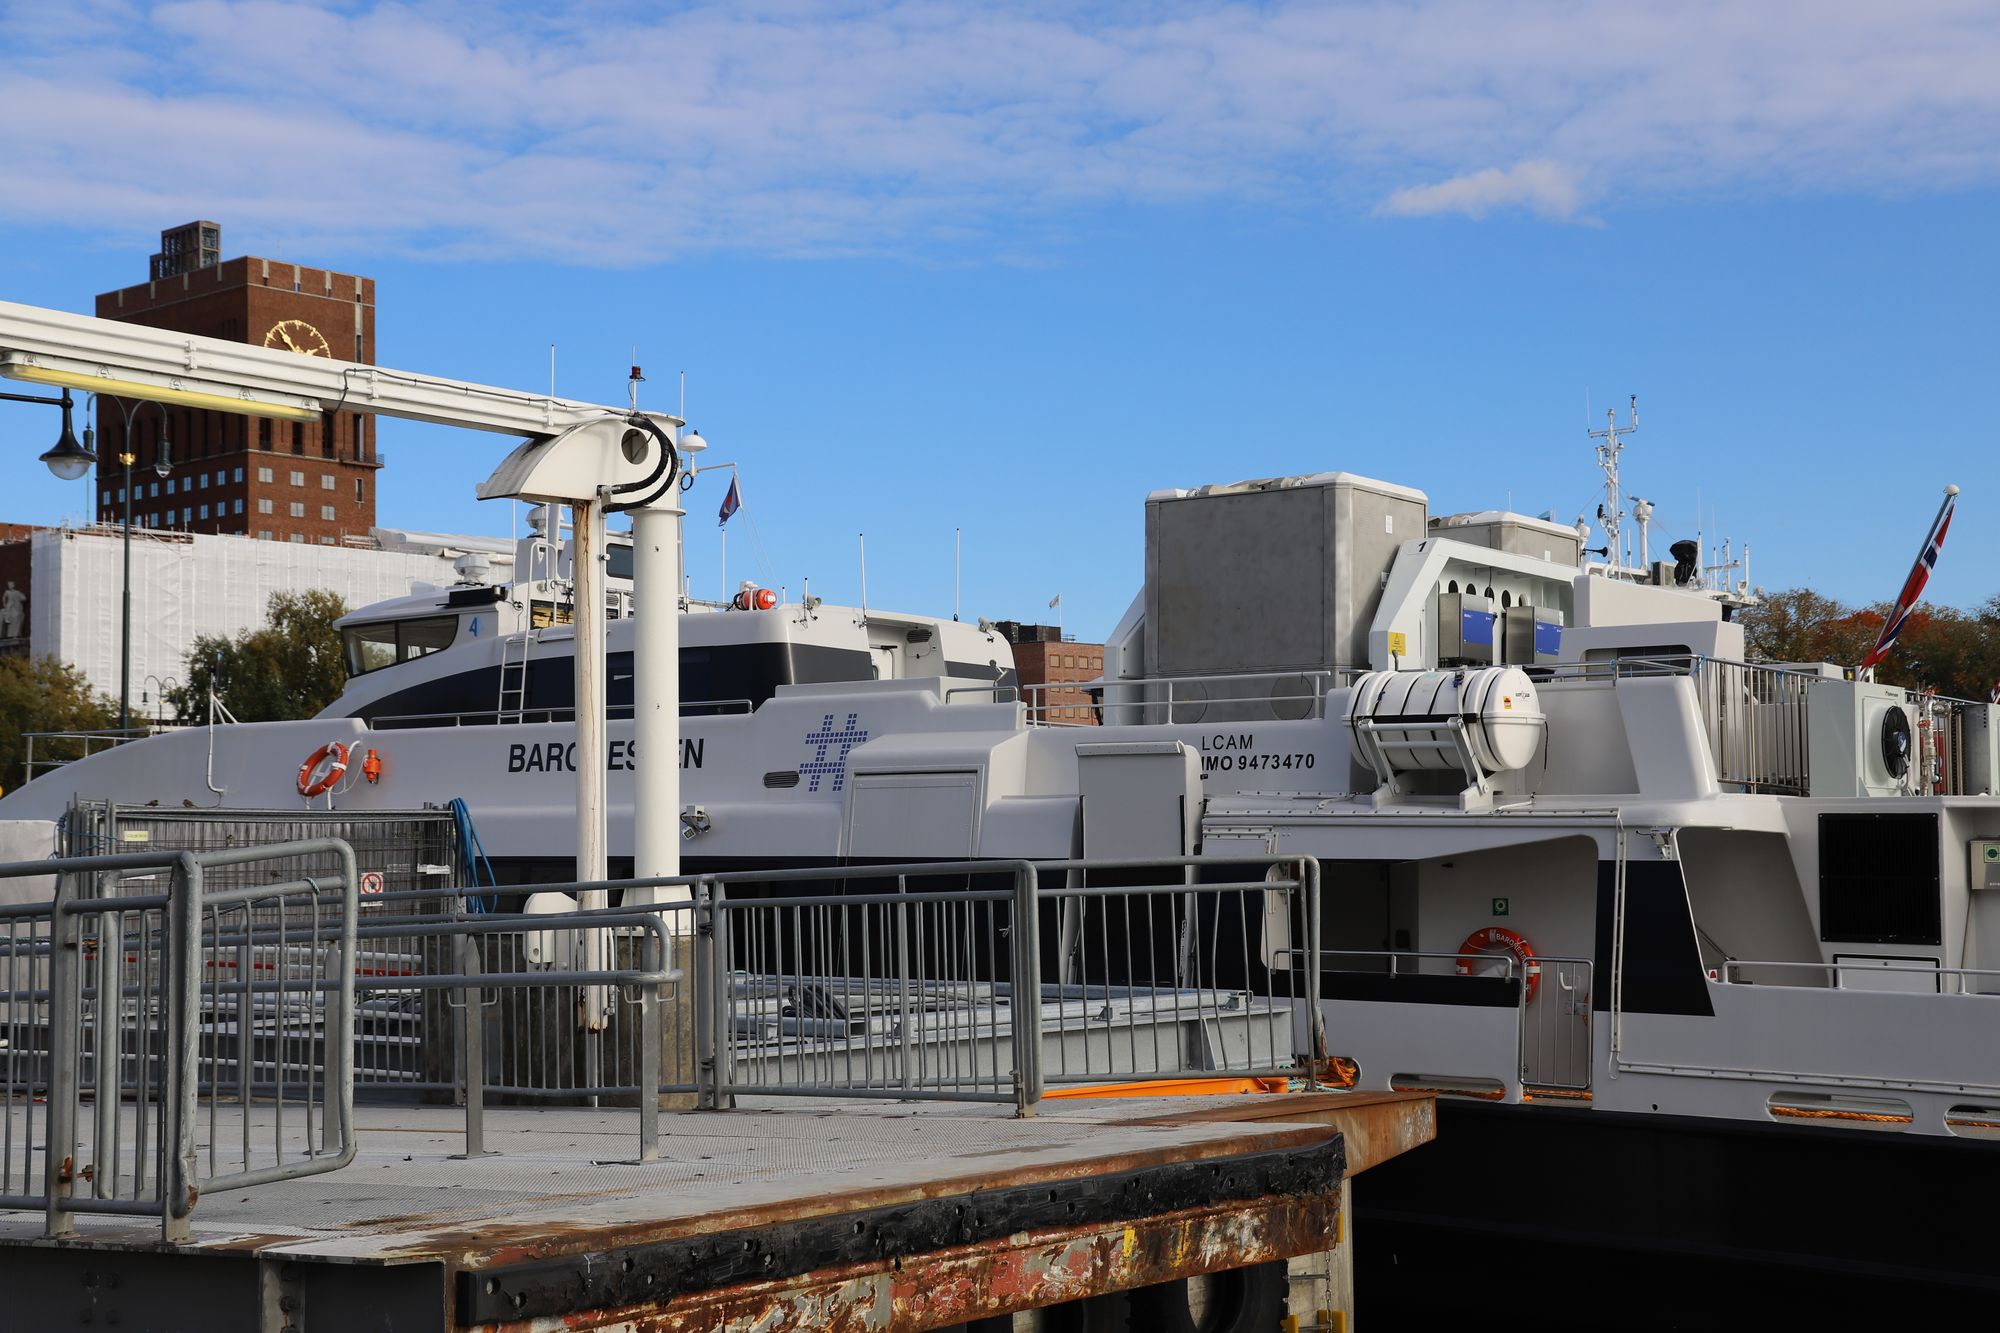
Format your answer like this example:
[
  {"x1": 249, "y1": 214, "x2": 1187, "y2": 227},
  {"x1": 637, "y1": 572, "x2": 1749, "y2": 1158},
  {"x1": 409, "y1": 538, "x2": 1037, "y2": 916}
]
[{"x1": 0, "y1": 1091, "x2": 1431, "y2": 1332}]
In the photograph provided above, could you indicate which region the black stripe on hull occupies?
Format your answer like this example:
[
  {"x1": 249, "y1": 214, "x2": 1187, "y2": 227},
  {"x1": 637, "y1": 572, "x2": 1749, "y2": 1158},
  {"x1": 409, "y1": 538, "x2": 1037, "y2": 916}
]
[{"x1": 1355, "y1": 1097, "x2": 2000, "y2": 1327}]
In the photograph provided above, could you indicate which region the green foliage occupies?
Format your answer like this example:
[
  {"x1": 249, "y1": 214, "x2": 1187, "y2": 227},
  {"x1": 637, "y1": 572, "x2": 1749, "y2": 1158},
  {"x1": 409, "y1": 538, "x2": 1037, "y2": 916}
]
[
  {"x1": 165, "y1": 590, "x2": 350, "y2": 724},
  {"x1": 0, "y1": 655, "x2": 115, "y2": 794},
  {"x1": 1739, "y1": 587, "x2": 2000, "y2": 699}
]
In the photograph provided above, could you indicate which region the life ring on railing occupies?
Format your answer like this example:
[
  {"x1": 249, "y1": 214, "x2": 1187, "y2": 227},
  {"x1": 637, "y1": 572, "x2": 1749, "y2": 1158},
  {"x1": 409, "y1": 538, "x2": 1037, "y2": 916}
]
[
  {"x1": 297, "y1": 742, "x2": 351, "y2": 798},
  {"x1": 1455, "y1": 925, "x2": 1541, "y2": 1003}
]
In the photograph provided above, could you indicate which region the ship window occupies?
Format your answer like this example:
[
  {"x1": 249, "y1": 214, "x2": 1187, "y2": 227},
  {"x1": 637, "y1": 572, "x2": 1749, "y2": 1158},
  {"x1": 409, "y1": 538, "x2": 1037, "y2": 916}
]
[
  {"x1": 343, "y1": 615, "x2": 458, "y2": 675},
  {"x1": 1819, "y1": 813, "x2": 1940, "y2": 946}
]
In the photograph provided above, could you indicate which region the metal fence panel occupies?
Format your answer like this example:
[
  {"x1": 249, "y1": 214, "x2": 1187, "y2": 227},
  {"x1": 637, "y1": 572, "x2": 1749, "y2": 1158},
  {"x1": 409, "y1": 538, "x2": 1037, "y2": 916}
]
[{"x1": 0, "y1": 841, "x2": 358, "y2": 1241}]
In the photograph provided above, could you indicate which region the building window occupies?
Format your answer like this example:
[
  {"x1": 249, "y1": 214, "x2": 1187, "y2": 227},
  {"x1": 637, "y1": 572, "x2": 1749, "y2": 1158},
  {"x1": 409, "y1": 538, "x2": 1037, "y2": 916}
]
[
  {"x1": 198, "y1": 504, "x2": 209, "y2": 520},
  {"x1": 355, "y1": 333, "x2": 363, "y2": 360},
  {"x1": 166, "y1": 478, "x2": 176, "y2": 495},
  {"x1": 291, "y1": 421, "x2": 303, "y2": 454},
  {"x1": 289, "y1": 470, "x2": 304, "y2": 486},
  {"x1": 289, "y1": 501, "x2": 304, "y2": 518},
  {"x1": 319, "y1": 536, "x2": 335, "y2": 545},
  {"x1": 234, "y1": 467, "x2": 244, "y2": 483},
  {"x1": 197, "y1": 473, "x2": 207, "y2": 489},
  {"x1": 181, "y1": 507, "x2": 191, "y2": 524},
  {"x1": 257, "y1": 467, "x2": 272, "y2": 483},
  {"x1": 355, "y1": 478, "x2": 364, "y2": 501},
  {"x1": 257, "y1": 498, "x2": 273, "y2": 514},
  {"x1": 321, "y1": 474, "x2": 335, "y2": 490},
  {"x1": 258, "y1": 530, "x2": 273, "y2": 541},
  {"x1": 259, "y1": 420, "x2": 271, "y2": 449},
  {"x1": 233, "y1": 498, "x2": 243, "y2": 514},
  {"x1": 320, "y1": 504, "x2": 336, "y2": 521},
  {"x1": 102, "y1": 490, "x2": 112, "y2": 506},
  {"x1": 288, "y1": 533, "x2": 303, "y2": 544}
]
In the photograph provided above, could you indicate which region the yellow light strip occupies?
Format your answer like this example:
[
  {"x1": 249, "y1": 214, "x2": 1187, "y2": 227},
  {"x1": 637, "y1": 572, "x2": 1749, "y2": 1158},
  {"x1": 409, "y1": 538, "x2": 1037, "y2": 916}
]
[{"x1": 0, "y1": 356, "x2": 323, "y2": 422}]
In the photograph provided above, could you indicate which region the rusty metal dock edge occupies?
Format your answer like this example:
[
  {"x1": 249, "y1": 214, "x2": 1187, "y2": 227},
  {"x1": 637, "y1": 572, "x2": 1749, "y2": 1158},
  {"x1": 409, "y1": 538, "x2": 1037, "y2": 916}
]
[{"x1": 453, "y1": 1130, "x2": 1343, "y2": 1330}]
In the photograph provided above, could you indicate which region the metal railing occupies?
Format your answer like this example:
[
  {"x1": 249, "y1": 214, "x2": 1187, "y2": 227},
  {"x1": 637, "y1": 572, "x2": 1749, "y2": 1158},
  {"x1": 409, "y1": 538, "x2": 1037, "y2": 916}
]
[
  {"x1": 1, "y1": 847, "x2": 1321, "y2": 1235},
  {"x1": 1719, "y1": 958, "x2": 2000, "y2": 994},
  {"x1": 0, "y1": 841, "x2": 357, "y2": 1242},
  {"x1": 365, "y1": 699, "x2": 753, "y2": 729},
  {"x1": 21, "y1": 728, "x2": 149, "y2": 785},
  {"x1": 63, "y1": 804, "x2": 467, "y2": 1092},
  {"x1": 1065, "y1": 670, "x2": 1352, "y2": 727},
  {"x1": 1688, "y1": 659, "x2": 1816, "y2": 795},
  {"x1": 701, "y1": 854, "x2": 1320, "y2": 1110}
]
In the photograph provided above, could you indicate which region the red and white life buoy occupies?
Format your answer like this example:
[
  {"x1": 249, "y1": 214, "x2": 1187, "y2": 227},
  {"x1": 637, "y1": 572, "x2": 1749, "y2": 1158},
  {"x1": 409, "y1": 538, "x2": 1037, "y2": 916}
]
[
  {"x1": 1455, "y1": 925, "x2": 1541, "y2": 1002},
  {"x1": 297, "y1": 742, "x2": 351, "y2": 798}
]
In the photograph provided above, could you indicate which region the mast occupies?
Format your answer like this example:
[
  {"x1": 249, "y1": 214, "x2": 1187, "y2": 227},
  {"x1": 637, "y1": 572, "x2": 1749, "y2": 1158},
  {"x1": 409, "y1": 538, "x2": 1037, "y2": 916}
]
[{"x1": 1589, "y1": 394, "x2": 1639, "y2": 571}]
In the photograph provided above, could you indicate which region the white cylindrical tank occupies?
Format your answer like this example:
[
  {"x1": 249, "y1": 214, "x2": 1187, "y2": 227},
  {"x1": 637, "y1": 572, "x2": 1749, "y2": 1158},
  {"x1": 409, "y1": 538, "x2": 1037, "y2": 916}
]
[{"x1": 1348, "y1": 667, "x2": 1545, "y2": 775}]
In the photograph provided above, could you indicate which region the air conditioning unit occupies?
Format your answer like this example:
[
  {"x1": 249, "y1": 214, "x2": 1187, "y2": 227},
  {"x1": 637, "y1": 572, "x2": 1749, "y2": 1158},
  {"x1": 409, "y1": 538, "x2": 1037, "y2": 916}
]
[{"x1": 1808, "y1": 679, "x2": 1914, "y2": 798}]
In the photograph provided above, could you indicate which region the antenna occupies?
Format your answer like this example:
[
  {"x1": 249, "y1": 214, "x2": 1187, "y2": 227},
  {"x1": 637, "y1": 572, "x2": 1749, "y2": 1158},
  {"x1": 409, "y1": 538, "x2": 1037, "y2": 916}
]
[
  {"x1": 627, "y1": 352, "x2": 644, "y2": 413},
  {"x1": 954, "y1": 528, "x2": 961, "y2": 622},
  {"x1": 858, "y1": 533, "x2": 868, "y2": 619},
  {"x1": 678, "y1": 371, "x2": 685, "y2": 422},
  {"x1": 1588, "y1": 393, "x2": 1638, "y2": 572},
  {"x1": 549, "y1": 344, "x2": 556, "y2": 398}
]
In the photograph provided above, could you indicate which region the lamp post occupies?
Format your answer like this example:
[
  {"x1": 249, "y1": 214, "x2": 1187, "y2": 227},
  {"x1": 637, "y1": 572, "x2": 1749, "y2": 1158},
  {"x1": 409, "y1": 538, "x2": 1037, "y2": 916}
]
[
  {"x1": 140, "y1": 674, "x2": 179, "y2": 728},
  {"x1": 83, "y1": 395, "x2": 173, "y2": 735},
  {"x1": 25, "y1": 388, "x2": 171, "y2": 733}
]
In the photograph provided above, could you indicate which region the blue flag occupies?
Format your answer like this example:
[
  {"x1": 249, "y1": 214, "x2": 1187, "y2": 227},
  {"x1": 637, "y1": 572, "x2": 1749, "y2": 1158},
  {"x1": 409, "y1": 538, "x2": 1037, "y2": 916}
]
[{"x1": 718, "y1": 474, "x2": 741, "y2": 527}]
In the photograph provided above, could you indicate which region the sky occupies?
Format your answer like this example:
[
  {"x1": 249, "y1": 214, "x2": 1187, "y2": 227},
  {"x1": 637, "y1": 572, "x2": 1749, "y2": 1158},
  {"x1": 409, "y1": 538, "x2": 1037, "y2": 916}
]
[{"x1": 2, "y1": 0, "x2": 1998, "y2": 640}]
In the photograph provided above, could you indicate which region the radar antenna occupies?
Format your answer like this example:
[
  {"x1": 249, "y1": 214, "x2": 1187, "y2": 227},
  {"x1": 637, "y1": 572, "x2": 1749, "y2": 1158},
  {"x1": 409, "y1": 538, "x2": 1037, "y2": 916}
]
[
  {"x1": 1627, "y1": 495, "x2": 1654, "y2": 569},
  {"x1": 1589, "y1": 394, "x2": 1638, "y2": 571}
]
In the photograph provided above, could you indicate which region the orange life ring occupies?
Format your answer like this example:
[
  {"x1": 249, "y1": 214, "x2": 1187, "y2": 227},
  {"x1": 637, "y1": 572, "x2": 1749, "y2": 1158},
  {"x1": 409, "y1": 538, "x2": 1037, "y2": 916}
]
[
  {"x1": 297, "y1": 742, "x2": 351, "y2": 798},
  {"x1": 1455, "y1": 925, "x2": 1541, "y2": 1002}
]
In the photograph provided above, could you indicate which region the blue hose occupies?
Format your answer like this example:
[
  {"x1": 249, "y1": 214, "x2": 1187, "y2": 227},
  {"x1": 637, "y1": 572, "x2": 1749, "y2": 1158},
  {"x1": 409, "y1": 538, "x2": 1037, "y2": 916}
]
[{"x1": 449, "y1": 797, "x2": 499, "y2": 912}]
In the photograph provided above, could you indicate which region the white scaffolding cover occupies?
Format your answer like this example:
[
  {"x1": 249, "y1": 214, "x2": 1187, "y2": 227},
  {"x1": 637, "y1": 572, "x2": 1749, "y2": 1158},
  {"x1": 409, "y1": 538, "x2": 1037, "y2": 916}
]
[{"x1": 28, "y1": 527, "x2": 491, "y2": 704}]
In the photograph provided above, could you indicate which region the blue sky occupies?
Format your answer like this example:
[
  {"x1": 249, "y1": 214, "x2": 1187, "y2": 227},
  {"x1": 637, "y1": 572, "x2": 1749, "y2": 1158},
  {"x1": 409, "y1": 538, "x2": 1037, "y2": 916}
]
[{"x1": 4, "y1": 1, "x2": 1998, "y2": 639}]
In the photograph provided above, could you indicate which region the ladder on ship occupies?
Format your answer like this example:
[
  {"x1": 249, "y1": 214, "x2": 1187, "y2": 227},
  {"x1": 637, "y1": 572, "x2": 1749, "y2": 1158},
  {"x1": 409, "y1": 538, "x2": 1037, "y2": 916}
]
[{"x1": 496, "y1": 631, "x2": 533, "y2": 723}]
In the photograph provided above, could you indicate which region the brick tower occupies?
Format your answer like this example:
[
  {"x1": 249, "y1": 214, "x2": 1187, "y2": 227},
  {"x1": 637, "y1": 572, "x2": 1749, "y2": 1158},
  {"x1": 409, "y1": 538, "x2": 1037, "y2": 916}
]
[{"x1": 92, "y1": 223, "x2": 379, "y2": 545}]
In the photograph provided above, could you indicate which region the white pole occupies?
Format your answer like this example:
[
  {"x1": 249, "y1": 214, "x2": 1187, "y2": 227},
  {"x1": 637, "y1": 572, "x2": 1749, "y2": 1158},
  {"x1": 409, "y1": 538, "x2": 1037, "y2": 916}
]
[
  {"x1": 571, "y1": 496, "x2": 610, "y2": 1030},
  {"x1": 720, "y1": 525, "x2": 727, "y2": 602},
  {"x1": 858, "y1": 533, "x2": 868, "y2": 616},
  {"x1": 954, "y1": 528, "x2": 961, "y2": 622},
  {"x1": 630, "y1": 490, "x2": 685, "y2": 908}
]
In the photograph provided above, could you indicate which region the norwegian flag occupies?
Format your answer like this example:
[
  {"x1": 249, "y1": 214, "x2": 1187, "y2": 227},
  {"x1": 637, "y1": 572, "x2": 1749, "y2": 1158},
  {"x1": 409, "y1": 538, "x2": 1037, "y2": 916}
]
[
  {"x1": 718, "y1": 473, "x2": 742, "y2": 527},
  {"x1": 1859, "y1": 486, "x2": 1958, "y2": 672}
]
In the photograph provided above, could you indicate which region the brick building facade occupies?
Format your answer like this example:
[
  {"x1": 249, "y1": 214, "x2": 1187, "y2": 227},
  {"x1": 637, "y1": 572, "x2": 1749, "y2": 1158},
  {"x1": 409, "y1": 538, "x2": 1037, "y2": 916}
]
[
  {"x1": 90, "y1": 223, "x2": 379, "y2": 547},
  {"x1": 993, "y1": 621, "x2": 1102, "y2": 724}
]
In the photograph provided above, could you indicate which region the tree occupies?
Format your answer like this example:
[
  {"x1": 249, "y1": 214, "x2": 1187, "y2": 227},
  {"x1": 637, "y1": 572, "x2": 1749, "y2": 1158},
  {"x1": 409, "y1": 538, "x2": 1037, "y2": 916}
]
[
  {"x1": 166, "y1": 590, "x2": 350, "y2": 723},
  {"x1": 0, "y1": 655, "x2": 115, "y2": 795},
  {"x1": 1739, "y1": 586, "x2": 2000, "y2": 699},
  {"x1": 1737, "y1": 588, "x2": 1857, "y2": 664}
]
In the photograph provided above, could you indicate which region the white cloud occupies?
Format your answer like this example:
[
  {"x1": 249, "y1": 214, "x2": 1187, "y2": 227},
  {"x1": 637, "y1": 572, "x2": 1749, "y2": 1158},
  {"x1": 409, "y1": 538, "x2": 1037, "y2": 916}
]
[
  {"x1": 1, "y1": 1, "x2": 1997, "y2": 261},
  {"x1": 1378, "y1": 160, "x2": 1586, "y2": 221}
]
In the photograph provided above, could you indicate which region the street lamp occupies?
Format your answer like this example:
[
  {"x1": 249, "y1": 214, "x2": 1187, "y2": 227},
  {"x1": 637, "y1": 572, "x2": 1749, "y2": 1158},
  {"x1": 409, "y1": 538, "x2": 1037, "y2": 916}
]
[
  {"x1": 82, "y1": 394, "x2": 172, "y2": 735},
  {"x1": 36, "y1": 390, "x2": 94, "y2": 480},
  {"x1": 140, "y1": 674, "x2": 179, "y2": 728}
]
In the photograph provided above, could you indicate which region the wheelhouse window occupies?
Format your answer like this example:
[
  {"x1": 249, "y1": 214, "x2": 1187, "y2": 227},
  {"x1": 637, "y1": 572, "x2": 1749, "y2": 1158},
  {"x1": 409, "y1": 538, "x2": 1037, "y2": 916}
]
[{"x1": 343, "y1": 615, "x2": 458, "y2": 675}]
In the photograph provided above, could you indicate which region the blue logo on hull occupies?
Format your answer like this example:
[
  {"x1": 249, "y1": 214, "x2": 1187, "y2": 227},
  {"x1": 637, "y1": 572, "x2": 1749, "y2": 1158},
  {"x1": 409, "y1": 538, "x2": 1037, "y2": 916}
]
[{"x1": 802, "y1": 713, "x2": 869, "y2": 792}]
